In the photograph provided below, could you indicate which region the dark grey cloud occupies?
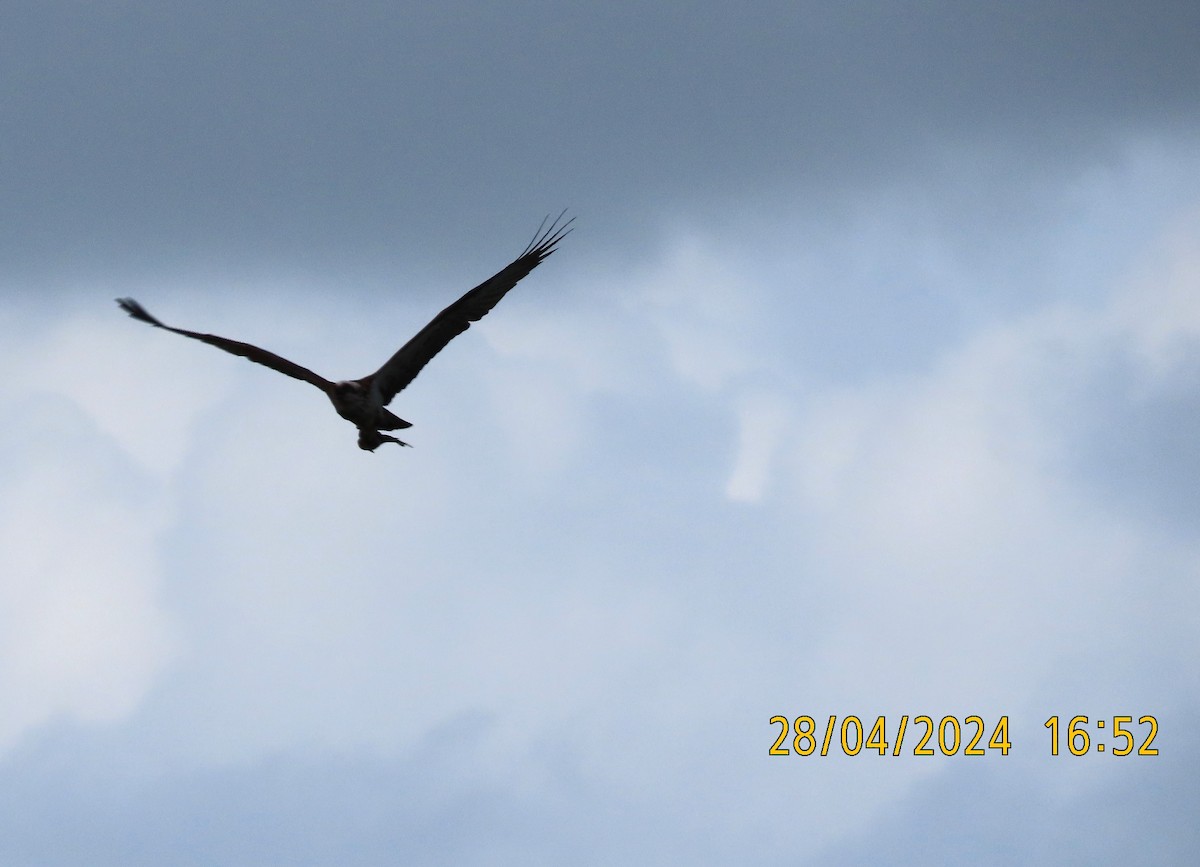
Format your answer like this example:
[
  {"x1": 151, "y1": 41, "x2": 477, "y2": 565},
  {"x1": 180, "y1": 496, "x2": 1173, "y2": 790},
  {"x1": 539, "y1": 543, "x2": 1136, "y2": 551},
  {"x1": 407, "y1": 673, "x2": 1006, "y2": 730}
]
[{"x1": 2, "y1": 1, "x2": 1198, "y2": 282}]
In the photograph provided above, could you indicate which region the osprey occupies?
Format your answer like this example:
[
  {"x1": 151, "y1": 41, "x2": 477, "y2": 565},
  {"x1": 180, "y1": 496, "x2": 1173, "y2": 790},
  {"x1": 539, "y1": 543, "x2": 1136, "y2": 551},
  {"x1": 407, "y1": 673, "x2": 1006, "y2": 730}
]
[{"x1": 118, "y1": 213, "x2": 572, "y2": 451}]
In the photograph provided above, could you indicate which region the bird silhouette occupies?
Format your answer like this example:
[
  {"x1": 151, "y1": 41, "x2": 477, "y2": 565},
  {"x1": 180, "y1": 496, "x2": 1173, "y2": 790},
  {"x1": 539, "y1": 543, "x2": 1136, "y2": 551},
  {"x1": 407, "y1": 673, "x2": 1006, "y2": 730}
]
[{"x1": 117, "y1": 212, "x2": 572, "y2": 451}]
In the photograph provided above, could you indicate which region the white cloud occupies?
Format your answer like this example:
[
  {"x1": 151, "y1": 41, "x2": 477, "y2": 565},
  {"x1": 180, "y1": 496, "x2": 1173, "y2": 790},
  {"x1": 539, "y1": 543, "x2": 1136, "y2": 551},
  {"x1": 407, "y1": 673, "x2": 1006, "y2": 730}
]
[
  {"x1": 644, "y1": 211, "x2": 1200, "y2": 854},
  {"x1": 725, "y1": 390, "x2": 792, "y2": 503},
  {"x1": 2, "y1": 201, "x2": 1197, "y2": 860},
  {"x1": 1112, "y1": 207, "x2": 1200, "y2": 376},
  {"x1": 0, "y1": 395, "x2": 175, "y2": 752},
  {"x1": 637, "y1": 234, "x2": 763, "y2": 392},
  {"x1": 16, "y1": 307, "x2": 234, "y2": 477}
]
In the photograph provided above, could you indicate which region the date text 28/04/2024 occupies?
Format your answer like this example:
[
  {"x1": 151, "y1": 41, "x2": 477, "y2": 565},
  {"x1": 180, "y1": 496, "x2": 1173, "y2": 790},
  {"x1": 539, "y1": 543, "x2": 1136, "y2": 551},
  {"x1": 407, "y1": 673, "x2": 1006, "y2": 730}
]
[{"x1": 769, "y1": 715, "x2": 1159, "y2": 757}]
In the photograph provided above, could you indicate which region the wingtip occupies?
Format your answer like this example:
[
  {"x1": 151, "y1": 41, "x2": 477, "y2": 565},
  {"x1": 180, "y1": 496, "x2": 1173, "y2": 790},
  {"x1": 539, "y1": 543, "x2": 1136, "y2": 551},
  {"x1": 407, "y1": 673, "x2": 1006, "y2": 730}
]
[
  {"x1": 116, "y1": 297, "x2": 163, "y2": 328},
  {"x1": 521, "y1": 210, "x2": 575, "y2": 260}
]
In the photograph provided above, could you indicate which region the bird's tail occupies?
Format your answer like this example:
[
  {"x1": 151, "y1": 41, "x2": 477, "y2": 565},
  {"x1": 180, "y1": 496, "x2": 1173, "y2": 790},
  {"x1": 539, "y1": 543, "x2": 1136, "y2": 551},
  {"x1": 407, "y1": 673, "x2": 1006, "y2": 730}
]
[{"x1": 377, "y1": 408, "x2": 413, "y2": 430}]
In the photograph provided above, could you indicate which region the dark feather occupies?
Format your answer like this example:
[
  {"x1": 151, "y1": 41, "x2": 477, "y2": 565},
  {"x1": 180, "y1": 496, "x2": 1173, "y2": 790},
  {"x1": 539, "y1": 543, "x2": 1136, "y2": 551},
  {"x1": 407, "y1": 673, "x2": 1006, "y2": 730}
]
[
  {"x1": 362, "y1": 211, "x2": 574, "y2": 404},
  {"x1": 115, "y1": 298, "x2": 333, "y2": 392}
]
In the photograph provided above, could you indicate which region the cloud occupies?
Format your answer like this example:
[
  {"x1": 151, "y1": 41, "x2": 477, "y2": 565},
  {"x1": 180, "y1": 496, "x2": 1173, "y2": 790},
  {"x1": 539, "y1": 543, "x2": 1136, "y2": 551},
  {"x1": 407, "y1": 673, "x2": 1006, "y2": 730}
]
[
  {"x1": 10, "y1": 2, "x2": 1196, "y2": 282},
  {"x1": 0, "y1": 299, "x2": 248, "y2": 754},
  {"x1": 11, "y1": 304, "x2": 236, "y2": 476},
  {"x1": 0, "y1": 214, "x2": 1195, "y2": 863},
  {"x1": 2, "y1": 5, "x2": 1198, "y2": 854},
  {"x1": 0, "y1": 391, "x2": 175, "y2": 752},
  {"x1": 667, "y1": 209, "x2": 1200, "y2": 854},
  {"x1": 726, "y1": 391, "x2": 792, "y2": 503}
]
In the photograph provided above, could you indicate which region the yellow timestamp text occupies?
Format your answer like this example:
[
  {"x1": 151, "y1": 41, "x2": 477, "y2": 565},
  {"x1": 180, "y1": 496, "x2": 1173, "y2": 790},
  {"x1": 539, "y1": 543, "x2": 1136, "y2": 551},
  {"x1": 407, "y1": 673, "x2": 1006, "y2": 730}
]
[
  {"x1": 1043, "y1": 715, "x2": 1159, "y2": 756},
  {"x1": 769, "y1": 714, "x2": 1012, "y2": 757}
]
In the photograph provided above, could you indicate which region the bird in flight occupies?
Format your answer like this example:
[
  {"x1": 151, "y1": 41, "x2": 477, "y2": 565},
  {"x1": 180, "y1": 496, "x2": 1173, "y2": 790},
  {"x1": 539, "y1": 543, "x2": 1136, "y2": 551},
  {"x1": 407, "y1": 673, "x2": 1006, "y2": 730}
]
[{"x1": 118, "y1": 212, "x2": 572, "y2": 451}]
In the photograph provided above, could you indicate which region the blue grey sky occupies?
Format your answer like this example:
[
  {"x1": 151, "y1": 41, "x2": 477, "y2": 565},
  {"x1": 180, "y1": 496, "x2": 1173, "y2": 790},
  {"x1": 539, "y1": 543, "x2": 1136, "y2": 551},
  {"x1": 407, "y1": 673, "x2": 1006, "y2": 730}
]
[{"x1": 3, "y1": 2, "x2": 1200, "y2": 863}]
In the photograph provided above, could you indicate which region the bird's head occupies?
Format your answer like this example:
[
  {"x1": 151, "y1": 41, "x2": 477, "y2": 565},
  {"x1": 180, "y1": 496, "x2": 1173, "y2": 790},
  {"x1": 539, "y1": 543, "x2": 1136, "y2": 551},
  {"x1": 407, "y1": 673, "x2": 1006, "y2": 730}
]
[{"x1": 333, "y1": 381, "x2": 363, "y2": 396}]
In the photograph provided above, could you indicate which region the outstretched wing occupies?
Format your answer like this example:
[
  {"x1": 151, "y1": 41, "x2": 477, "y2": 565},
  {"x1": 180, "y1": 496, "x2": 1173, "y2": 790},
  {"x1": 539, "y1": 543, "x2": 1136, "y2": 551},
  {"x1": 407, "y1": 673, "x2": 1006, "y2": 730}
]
[
  {"x1": 361, "y1": 211, "x2": 573, "y2": 405},
  {"x1": 116, "y1": 298, "x2": 333, "y2": 393}
]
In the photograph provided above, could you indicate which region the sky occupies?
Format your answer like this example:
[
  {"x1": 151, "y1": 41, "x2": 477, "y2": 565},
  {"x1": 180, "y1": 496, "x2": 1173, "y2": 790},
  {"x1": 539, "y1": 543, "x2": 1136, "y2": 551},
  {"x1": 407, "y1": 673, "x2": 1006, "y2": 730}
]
[{"x1": 2, "y1": 1, "x2": 1200, "y2": 863}]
